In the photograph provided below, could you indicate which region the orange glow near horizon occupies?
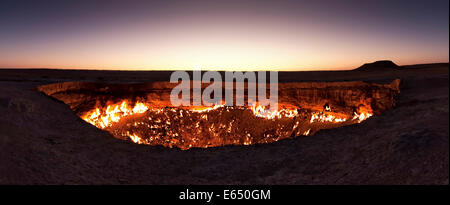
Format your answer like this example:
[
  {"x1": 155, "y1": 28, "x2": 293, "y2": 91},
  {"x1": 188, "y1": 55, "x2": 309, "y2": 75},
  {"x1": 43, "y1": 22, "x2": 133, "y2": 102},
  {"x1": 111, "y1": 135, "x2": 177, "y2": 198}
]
[
  {"x1": 2, "y1": 38, "x2": 447, "y2": 71},
  {"x1": 1, "y1": 27, "x2": 447, "y2": 71},
  {"x1": 0, "y1": 1, "x2": 448, "y2": 71}
]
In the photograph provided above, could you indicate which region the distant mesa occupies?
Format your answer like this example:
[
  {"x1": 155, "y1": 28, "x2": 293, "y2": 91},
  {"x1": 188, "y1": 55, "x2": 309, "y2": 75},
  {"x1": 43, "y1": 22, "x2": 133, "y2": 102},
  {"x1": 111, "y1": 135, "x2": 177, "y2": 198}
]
[{"x1": 355, "y1": 60, "x2": 399, "y2": 71}]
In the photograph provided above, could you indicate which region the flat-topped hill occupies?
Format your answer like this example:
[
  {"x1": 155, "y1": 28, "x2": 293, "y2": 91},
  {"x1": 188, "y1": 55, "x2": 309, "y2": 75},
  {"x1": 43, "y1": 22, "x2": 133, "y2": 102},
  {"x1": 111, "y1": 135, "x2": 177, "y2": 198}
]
[{"x1": 355, "y1": 60, "x2": 399, "y2": 71}]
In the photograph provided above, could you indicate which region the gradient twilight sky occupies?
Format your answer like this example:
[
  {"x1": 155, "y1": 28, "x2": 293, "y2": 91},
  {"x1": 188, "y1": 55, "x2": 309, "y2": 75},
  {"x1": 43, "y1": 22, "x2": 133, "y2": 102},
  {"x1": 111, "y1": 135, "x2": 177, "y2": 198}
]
[{"x1": 0, "y1": 0, "x2": 448, "y2": 71}]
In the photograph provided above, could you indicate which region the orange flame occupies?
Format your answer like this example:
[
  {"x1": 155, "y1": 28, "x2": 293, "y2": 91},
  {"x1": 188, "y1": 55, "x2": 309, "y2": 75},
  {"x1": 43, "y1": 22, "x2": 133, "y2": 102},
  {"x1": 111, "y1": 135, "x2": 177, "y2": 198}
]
[
  {"x1": 82, "y1": 100, "x2": 149, "y2": 128},
  {"x1": 352, "y1": 112, "x2": 373, "y2": 123},
  {"x1": 310, "y1": 112, "x2": 347, "y2": 123},
  {"x1": 129, "y1": 133, "x2": 144, "y2": 144},
  {"x1": 250, "y1": 104, "x2": 298, "y2": 119},
  {"x1": 309, "y1": 111, "x2": 372, "y2": 124}
]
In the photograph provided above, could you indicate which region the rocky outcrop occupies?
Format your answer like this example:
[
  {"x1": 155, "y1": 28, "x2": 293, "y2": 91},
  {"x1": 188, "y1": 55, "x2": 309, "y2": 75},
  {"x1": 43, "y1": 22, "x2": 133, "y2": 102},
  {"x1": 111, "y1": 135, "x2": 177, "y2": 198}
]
[
  {"x1": 37, "y1": 79, "x2": 400, "y2": 115},
  {"x1": 278, "y1": 79, "x2": 400, "y2": 114}
]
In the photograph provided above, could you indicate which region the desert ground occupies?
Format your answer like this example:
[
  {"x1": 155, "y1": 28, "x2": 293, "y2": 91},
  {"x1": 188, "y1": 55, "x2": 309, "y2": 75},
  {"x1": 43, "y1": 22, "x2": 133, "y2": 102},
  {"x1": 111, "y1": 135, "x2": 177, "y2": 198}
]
[{"x1": 0, "y1": 62, "x2": 448, "y2": 184}]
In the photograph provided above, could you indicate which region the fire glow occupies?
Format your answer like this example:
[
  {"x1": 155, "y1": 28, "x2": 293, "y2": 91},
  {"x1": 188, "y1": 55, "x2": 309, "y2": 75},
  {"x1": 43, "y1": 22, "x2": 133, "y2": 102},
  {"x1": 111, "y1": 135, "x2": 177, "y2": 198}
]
[
  {"x1": 37, "y1": 80, "x2": 399, "y2": 150},
  {"x1": 81, "y1": 100, "x2": 373, "y2": 149},
  {"x1": 82, "y1": 101, "x2": 151, "y2": 129}
]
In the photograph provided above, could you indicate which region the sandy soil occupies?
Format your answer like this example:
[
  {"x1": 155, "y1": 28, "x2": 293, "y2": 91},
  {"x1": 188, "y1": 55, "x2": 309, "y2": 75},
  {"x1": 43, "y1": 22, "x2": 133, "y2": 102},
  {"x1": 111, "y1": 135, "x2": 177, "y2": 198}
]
[{"x1": 0, "y1": 63, "x2": 448, "y2": 184}]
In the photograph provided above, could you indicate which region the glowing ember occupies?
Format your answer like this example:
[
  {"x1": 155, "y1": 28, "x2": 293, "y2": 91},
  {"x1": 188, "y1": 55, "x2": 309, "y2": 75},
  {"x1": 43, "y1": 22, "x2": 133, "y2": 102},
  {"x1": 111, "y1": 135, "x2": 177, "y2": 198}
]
[
  {"x1": 128, "y1": 133, "x2": 144, "y2": 144},
  {"x1": 352, "y1": 112, "x2": 373, "y2": 123},
  {"x1": 250, "y1": 104, "x2": 298, "y2": 119},
  {"x1": 191, "y1": 104, "x2": 226, "y2": 113},
  {"x1": 310, "y1": 112, "x2": 348, "y2": 123},
  {"x1": 303, "y1": 129, "x2": 311, "y2": 136}
]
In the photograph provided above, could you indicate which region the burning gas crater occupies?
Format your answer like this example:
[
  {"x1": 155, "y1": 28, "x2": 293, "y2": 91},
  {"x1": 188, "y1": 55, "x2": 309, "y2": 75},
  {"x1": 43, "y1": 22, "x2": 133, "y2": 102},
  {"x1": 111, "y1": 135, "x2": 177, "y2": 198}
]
[
  {"x1": 36, "y1": 80, "x2": 399, "y2": 150},
  {"x1": 81, "y1": 100, "x2": 372, "y2": 149}
]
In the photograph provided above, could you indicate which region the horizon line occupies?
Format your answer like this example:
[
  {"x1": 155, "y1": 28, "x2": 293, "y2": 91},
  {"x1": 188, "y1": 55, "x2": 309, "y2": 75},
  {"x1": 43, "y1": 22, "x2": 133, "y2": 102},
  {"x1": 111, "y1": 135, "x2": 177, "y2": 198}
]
[{"x1": 0, "y1": 62, "x2": 448, "y2": 72}]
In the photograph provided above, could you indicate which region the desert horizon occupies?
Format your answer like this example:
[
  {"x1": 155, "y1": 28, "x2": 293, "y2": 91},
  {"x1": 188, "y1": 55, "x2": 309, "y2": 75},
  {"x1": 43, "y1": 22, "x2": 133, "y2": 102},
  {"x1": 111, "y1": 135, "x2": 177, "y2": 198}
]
[{"x1": 1, "y1": 60, "x2": 449, "y2": 71}]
